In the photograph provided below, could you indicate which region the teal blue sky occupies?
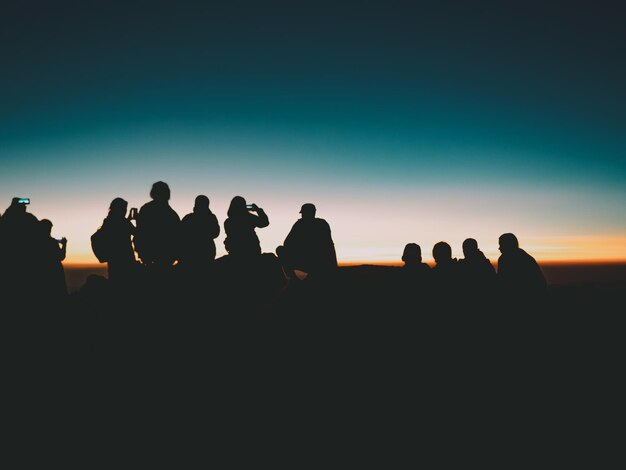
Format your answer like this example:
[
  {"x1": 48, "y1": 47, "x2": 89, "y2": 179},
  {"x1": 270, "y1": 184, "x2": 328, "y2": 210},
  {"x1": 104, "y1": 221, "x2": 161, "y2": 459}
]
[{"x1": 2, "y1": 1, "x2": 626, "y2": 263}]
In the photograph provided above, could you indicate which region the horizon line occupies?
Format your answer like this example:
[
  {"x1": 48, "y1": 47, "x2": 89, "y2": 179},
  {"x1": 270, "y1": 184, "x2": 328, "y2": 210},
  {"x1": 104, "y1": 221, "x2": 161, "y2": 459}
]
[{"x1": 62, "y1": 258, "x2": 626, "y2": 269}]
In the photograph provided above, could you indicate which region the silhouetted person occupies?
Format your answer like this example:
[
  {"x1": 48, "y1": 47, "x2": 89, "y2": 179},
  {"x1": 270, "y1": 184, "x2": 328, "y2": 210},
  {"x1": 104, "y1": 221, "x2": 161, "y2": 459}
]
[
  {"x1": 497, "y1": 233, "x2": 547, "y2": 299},
  {"x1": 223, "y1": 196, "x2": 269, "y2": 259},
  {"x1": 99, "y1": 198, "x2": 138, "y2": 284},
  {"x1": 36, "y1": 219, "x2": 68, "y2": 300},
  {"x1": 219, "y1": 196, "x2": 287, "y2": 310},
  {"x1": 179, "y1": 195, "x2": 220, "y2": 273},
  {"x1": 1, "y1": 197, "x2": 39, "y2": 236},
  {"x1": 276, "y1": 203, "x2": 337, "y2": 283},
  {"x1": 432, "y1": 241, "x2": 461, "y2": 298},
  {"x1": 395, "y1": 242, "x2": 432, "y2": 304},
  {"x1": 402, "y1": 243, "x2": 431, "y2": 276},
  {"x1": 133, "y1": 182, "x2": 181, "y2": 270},
  {"x1": 0, "y1": 198, "x2": 40, "y2": 299},
  {"x1": 459, "y1": 238, "x2": 496, "y2": 296}
]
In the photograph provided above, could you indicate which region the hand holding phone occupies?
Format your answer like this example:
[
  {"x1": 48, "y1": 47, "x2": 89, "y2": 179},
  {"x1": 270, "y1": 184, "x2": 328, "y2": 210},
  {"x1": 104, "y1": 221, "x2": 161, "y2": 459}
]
[{"x1": 246, "y1": 203, "x2": 259, "y2": 211}]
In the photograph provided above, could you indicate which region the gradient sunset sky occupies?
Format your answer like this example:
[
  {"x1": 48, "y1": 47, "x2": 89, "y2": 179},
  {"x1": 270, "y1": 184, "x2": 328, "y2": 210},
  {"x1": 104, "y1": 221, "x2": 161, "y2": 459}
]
[{"x1": 2, "y1": 1, "x2": 625, "y2": 265}]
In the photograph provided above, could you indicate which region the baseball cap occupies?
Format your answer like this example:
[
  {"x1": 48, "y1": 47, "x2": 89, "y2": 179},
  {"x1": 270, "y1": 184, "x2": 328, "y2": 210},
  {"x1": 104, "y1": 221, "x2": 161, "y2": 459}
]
[{"x1": 299, "y1": 203, "x2": 316, "y2": 213}]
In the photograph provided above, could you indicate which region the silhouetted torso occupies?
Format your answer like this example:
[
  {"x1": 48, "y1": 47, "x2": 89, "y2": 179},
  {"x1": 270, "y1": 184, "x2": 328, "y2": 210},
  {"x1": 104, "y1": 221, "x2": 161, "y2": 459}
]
[
  {"x1": 180, "y1": 210, "x2": 220, "y2": 267},
  {"x1": 281, "y1": 217, "x2": 337, "y2": 274},
  {"x1": 102, "y1": 214, "x2": 137, "y2": 282},
  {"x1": 402, "y1": 260, "x2": 432, "y2": 279},
  {"x1": 431, "y1": 242, "x2": 462, "y2": 303},
  {"x1": 498, "y1": 248, "x2": 547, "y2": 297},
  {"x1": 0, "y1": 202, "x2": 40, "y2": 298},
  {"x1": 459, "y1": 250, "x2": 496, "y2": 294},
  {"x1": 432, "y1": 259, "x2": 461, "y2": 288},
  {"x1": 223, "y1": 210, "x2": 269, "y2": 258},
  {"x1": 134, "y1": 200, "x2": 181, "y2": 267},
  {"x1": 36, "y1": 233, "x2": 68, "y2": 300}
]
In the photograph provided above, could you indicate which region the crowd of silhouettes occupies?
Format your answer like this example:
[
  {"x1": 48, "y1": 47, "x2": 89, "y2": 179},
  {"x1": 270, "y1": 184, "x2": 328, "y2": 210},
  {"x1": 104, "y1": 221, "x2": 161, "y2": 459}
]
[
  {"x1": 0, "y1": 197, "x2": 68, "y2": 305},
  {"x1": 0, "y1": 181, "x2": 553, "y2": 313}
]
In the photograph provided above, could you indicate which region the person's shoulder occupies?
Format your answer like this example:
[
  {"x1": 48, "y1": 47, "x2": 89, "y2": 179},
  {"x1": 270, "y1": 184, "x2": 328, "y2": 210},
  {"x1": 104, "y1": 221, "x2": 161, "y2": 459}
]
[
  {"x1": 314, "y1": 217, "x2": 331, "y2": 227},
  {"x1": 138, "y1": 201, "x2": 154, "y2": 215},
  {"x1": 166, "y1": 205, "x2": 181, "y2": 221}
]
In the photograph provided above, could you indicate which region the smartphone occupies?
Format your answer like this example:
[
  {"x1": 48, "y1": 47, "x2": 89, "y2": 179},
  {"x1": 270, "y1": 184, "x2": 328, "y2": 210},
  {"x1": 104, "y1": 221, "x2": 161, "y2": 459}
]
[
  {"x1": 130, "y1": 207, "x2": 138, "y2": 219},
  {"x1": 246, "y1": 204, "x2": 254, "y2": 210},
  {"x1": 17, "y1": 198, "x2": 30, "y2": 204}
]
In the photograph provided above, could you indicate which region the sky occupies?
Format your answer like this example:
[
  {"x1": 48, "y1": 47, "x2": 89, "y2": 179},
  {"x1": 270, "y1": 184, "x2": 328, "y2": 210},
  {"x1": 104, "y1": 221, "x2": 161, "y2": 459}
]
[{"x1": 2, "y1": 1, "x2": 626, "y2": 265}]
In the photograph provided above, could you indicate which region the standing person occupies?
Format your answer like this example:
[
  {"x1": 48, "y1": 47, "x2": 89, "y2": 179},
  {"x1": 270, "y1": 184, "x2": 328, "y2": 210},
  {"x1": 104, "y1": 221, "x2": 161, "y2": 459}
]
[
  {"x1": 133, "y1": 181, "x2": 181, "y2": 270},
  {"x1": 276, "y1": 203, "x2": 337, "y2": 283},
  {"x1": 36, "y1": 219, "x2": 68, "y2": 301},
  {"x1": 98, "y1": 198, "x2": 138, "y2": 285},
  {"x1": 0, "y1": 197, "x2": 40, "y2": 300},
  {"x1": 497, "y1": 233, "x2": 547, "y2": 299},
  {"x1": 179, "y1": 195, "x2": 220, "y2": 273},
  {"x1": 223, "y1": 196, "x2": 269, "y2": 259}
]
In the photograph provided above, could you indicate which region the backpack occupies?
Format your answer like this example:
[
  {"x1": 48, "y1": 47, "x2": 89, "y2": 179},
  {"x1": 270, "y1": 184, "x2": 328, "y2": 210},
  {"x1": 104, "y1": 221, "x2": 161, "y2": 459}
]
[{"x1": 90, "y1": 225, "x2": 109, "y2": 263}]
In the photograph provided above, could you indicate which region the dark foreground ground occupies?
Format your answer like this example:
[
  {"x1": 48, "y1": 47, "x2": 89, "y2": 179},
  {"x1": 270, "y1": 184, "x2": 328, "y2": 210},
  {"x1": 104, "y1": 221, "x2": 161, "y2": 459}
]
[
  {"x1": 4, "y1": 264, "x2": 625, "y2": 464},
  {"x1": 63, "y1": 261, "x2": 626, "y2": 294}
]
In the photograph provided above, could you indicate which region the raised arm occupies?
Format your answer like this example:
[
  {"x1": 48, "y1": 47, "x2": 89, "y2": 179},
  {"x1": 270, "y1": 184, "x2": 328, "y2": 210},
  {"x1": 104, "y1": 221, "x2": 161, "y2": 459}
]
[{"x1": 254, "y1": 208, "x2": 269, "y2": 228}]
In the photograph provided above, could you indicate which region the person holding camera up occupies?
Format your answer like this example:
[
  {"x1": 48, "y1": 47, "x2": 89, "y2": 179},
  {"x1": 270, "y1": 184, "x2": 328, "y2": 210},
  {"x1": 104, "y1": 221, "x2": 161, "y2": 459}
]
[
  {"x1": 223, "y1": 196, "x2": 269, "y2": 259},
  {"x1": 221, "y1": 196, "x2": 287, "y2": 308},
  {"x1": 0, "y1": 197, "x2": 40, "y2": 301},
  {"x1": 36, "y1": 218, "x2": 68, "y2": 301},
  {"x1": 97, "y1": 197, "x2": 139, "y2": 286}
]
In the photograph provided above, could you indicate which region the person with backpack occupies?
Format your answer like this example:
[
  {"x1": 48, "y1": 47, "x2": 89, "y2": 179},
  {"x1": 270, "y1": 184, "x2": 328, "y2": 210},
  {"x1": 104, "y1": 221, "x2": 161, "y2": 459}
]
[{"x1": 92, "y1": 197, "x2": 138, "y2": 285}]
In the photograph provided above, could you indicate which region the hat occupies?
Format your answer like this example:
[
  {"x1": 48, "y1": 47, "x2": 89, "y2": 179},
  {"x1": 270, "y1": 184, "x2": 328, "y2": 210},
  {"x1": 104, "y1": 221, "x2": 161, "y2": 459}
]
[{"x1": 299, "y1": 203, "x2": 316, "y2": 213}]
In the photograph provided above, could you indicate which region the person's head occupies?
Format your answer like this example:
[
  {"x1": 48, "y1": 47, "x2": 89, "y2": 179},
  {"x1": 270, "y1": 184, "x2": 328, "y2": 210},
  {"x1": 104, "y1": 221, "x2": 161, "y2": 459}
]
[
  {"x1": 9, "y1": 197, "x2": 27, "y2": 214},
  {"x1": 150, "y1": 181, "x2": 171, "y2": 202},
  {"x1": 402, "y1": 243, "x2": 422, "y2": 264},
  {"x1": 299, "y1": 203, "x2": 316, "y2": 219},
  {"x1": 499, "y1": 233, "x2": 519, "y2": 255},
  {"x1": 462, "y1": 238, "x2": 479, "y2": 258},
  {"x1": 432, "y1": 241, "x2": 453, "y2": 264},
  {"x1": 227, "y1": 195, "x2": 247, "y2": 217},
  {"x1": 109, "y1": 197, "x2": 128, "y2": 217},
  {"x1": 39, "y1": 218, "x2": 53, "y2": 236},
  {"x1": 194, "y1": 195, "x2": 210, "y2": 213}
]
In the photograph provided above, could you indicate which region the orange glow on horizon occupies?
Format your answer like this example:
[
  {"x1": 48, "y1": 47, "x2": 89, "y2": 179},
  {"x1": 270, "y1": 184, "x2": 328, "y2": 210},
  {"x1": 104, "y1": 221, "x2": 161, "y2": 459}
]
[
  {"x1": 60, "y1": 234, "x2": 626, "y2": 267},
  {"x1": 63, "y1": 257, "x2": 626, "y2": 270}
]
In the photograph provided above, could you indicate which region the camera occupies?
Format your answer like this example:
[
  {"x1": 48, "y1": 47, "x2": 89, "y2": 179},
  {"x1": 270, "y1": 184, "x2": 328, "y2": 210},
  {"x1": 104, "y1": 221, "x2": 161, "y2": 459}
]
[{"x1": 17, "y1": 198, "x2": 30, "y2": 205}]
